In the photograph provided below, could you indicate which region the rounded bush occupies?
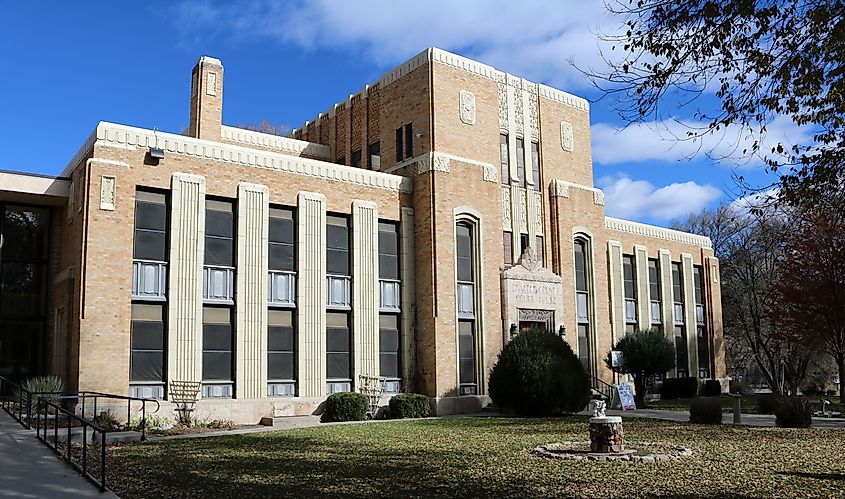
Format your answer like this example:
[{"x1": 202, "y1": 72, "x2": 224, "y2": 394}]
[
  {"x1": 661, "y1": 377, "x2": 699, "y2": 400},
  {"x1": 488, "y1": 328, "x2": 590, "y2": 416},
  {"x1": 321, "y1": 392, "x2": 368, "y2": 422},
  {"x1": 774, "y1": 397, "x2": 812, "y2": 428},
  {"x1": 729, "y1": 380, "x2": 747, "y2": 395},
  {"x1": 702, "y1": 379, "x2": 722, "y2": 397},
  {"x1": 757, "y1": 394, "x2": 782, "y2": 414},
  {"x1": 689, "y1": 398, "x2": 723, "y2": 424},
  {"x1": 388, "y1": 393, "x2": 430, "y2": 419}
]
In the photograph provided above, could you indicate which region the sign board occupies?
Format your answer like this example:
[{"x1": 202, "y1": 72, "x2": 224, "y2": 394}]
[
  {"x1": 616, "y1": 383, "x2": 637, "y2": 410},
  {"x1": 611, "y1": 351, "x2": 624, "y2": 369}
]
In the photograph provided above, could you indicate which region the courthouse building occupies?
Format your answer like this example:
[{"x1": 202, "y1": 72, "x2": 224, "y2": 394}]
[{"x1": 0, "y1": 48, "x2": 725, "y2": 420}]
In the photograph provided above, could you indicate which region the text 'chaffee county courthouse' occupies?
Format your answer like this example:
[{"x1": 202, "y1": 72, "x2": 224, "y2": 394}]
[{"x1": 0, "y1": 48, "x2": 725, "y2": 421}]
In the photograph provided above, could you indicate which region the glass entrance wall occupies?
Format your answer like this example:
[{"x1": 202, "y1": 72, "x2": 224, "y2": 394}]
[{"x1": 0, "y1": 203, "x2": 51, "y2": 381}]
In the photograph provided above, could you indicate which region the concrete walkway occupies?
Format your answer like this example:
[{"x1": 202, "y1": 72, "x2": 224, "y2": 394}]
[
  {"x1": 0, "y1": 411, "x2": 118, "y2": 498},
  {"x1": 575, "y1": 408, "x2": 845, "y2": 429}
]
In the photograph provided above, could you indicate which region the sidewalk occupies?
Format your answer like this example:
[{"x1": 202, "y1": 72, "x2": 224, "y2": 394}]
[
  {"x1": 0, "y1": 410, "x2": 118, "y2": 498},
  {"x1": 576, "y1": 408, "x2": 845, "y2": 428}
]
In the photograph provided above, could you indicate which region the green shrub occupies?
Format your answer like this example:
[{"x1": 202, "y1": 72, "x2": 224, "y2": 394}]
[
  {"x1": 689, "y1": 398, "x2": 723, "y2": 424},
  {"x1": 488, "y1": 328, "x2": 590, "y2": 416},
  {"x1": 605, "y1": 329, "x2": 676, "y2": 408},
  {"x1": 321, "y1": 392, "x2": 368, "y2": 422},
  {"x1": 22, "y1": 375, "x2": 65, "y2": 414},
  {"x1": 702, "y1": 379, "x2": 722, "y2": 397},
  {"x1": 388, "y1": 393, "x2": 430, "y2": 419},
  {"x1": 801, "y1": 385, "x2": 821, "y2": 396},
  {"x1": 757, "y1": 394, "x2": 782, "y2": 414},
  {"x1": 729, "y1": 379, "x2": 747, "y2": 395},
  {"x1": 661, "y1": 377, "x2": 699, "y2": 399},
  {"x1": 774, "y1": 397, "x2": 812, "y2": 428}
]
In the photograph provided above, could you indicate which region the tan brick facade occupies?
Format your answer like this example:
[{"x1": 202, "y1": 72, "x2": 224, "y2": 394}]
[{"x1": 1, "y1": 48, "x2": 725, "y2": 423}]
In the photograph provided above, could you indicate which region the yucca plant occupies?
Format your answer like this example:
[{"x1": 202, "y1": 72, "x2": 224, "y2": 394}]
[{"x1": 22, "y1": 375, "x2": 65, "y2": 414}]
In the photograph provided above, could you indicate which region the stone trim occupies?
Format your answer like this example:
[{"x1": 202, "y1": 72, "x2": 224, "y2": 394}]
[
  {"x1": 607, "y1": 240, "x2": 624, "y2": 344},
  {"x1": 220, "y1": 126, "x2": 331, "y2": 160},
  {"x1": 297, "y1": 192, "x2": 327, "y2": 397},
  {"x1": 551, "y1": 179, "x2": 605, "y2": 206},
  {"x1": 352, "y1": 200, "x2": 380, "y2": 383},
  {"x1": 681, "y1": 253, "x2": 699, "y2": 375},
  {"x1": 388, "y1": 151, "x2": 497, "y2": 183},
  {"x1": 634, "y1": 244, "x2": 651, "y2": 331},
  {"x1": 400, "y1": 208, "x2": 416, "y2": 385},
  {"x1": 77, "y1": 122, "x2": 412, "y2": 193},
  {"x1": 605, "y1": 217, "x2": 712, "y2": 249}
]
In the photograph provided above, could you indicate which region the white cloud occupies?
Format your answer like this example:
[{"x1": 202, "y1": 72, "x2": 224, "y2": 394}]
[
  {"x1": 591, "y1": 115, "x2": 813, "y2": 169},
  {"x1": 171, "y1": 0, "x2": 618, "y2": 89},
  {"x1": 597, "y1": 175, "x2": 722, "y2": 222}
]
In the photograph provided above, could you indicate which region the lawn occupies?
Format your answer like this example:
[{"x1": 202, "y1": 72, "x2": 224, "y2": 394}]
[
  {"x1": 108, "y1": 416, "x2": 845, "y2": 498},
  {"x1": 647, "y1": 394, "x2": 844, "y2": 414}
]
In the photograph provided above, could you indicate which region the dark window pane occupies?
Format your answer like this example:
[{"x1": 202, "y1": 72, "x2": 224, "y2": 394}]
[
  {"x1": 0, "y1": 262, "x2": 46, "y2": 316},
  {"x1": 327, "y1": 353, "x2": 350, "y2": 379},
  {"x1": 134, "y1": 230, "x2": 166, "y2": 261},
  {"x1": 515, "y1": 138, "x2": 525, "y2": 188},
  {"x1": 531, "y1": 142, "x2": 541, "y2": 192},
  {"x1": 2, "y1": 205, "x2": 49, "y2": 260},
  {"x1": 269, "y1": 243, "x2": 294, "y2": 271},
  {"x1": 352, "y1": 149, "x2": 363, "y2": 168},
  {"x1": 379, "y1": 255, "x2": 399, "y2": 280},
  {"x1": 203, "y1": 323, "x2": 232, "y2": 350},
  {"x1": 269, "y1": 217, "x2": 294, "y2": 244},
  {"x1": 379, "y1": 328, "x2": 399, "y2": 351},
  {"x1": 327, "y1": 250, "x2": 350, "y2": 275},
  {"x1": 327, "y1": 225, "x2": 348, "y2": 250},
  {"x1": 131, "y1": 320, "x2": 163, "y2": 349},
  {"x1": 268, "y1": 352, "x2": 294, "y2": 380},
  {"x1": 500, "y1": 134, "x2": 509, "y2": 185},
  {"x1": 202, "y1": 352, "x2": 231, "y2": 380},
  {"x1": 404, "y1": 123, "x2": 413, "y2": 158},
  {"x1": 204, "y1": 237, "x2": 233, "y2": 267},
  {"x1": 459, "y1": 359, "x2": 475, "y2": 384},
  {"x1": 503, "y1": 232, "x2": 512, "y2": 265},
  {"x1": 131, "y1": 351, "x2": 163, "y2": 381},
  {"x1": 327, "y1": 327, "x2": 349, "y2": 352},
  {"x1": 574, "y1": 241, "x2": 587, "y2": 291},
  {"x1": 135, "y1": 202, "x2": 166, "y2": 231},
  {"x1": 268, "y1": 325, "x2": 294, "y2": 351},
  {"x1": 369, "y1": 141, "x2": 381, "y2": 169},
  {"x1": 535, "y1": 236, "x2": 544, "y2": 265},
  {"x1": 205, "y1": 210, "x2": 233, "y2": 238},
  {"x1": 395, "y1": 128, "x2": 403, "y2": 162},
  {"x1": 380, "y1": 353, "x2": 399, "y2": 378}
]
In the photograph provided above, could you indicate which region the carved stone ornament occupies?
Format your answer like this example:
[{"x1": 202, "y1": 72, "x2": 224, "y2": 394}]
[
  {"x1": 100, "y1": 175, "x2": 116, "y2": 211},
  {"x1": 560, "y1": 121, "x2": 574, "y2": 152},
  {"x1": 415, "y1": 154, "x2": 451, "y2": 175},
  {"x1": 518, "y1": 308, "x2": 554, "y2": 322},
  {"x1": 459, "y1": 90, "x2": 476, "y2": 125},
  {"x1": 518, "y1": 246, "x2": 543, "y2": 272},
  {"x1": 206, "y1": 72, "x2": 217, "y2": 96}
]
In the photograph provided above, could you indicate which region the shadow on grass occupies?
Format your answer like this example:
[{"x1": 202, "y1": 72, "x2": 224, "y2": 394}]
[{"x1": 777, "y1": 471, "x2": 845, "y2": 481}]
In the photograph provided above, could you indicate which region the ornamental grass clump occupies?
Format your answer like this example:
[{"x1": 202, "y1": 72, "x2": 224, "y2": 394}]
[
  {"x1": 488, "y1": 328, "x2": 589, "y2": 416},
  {"x1": 321, "y1": 392, "x2": 368, "y2": 422},
  {"x1": 388, "y1": 393, "x2": 430, "y2": 419},
  {"x1": 22, "y1": 375, "x2": 65, "y2": 414}
]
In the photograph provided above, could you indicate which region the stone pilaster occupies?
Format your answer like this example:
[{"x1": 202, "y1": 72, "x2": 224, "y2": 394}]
[
  {"x1": 634, "y1": 245, "x2": 650, "y2": 331},
  {"x1": 235, "y1": 183, "x2": 269, "y2": 399},
  {"x1": 705, "y1": 256, "x2": 726, "y2": 378},
  {"x1": 607, "y1": 240, "x2": 624, "y2": 343},
  {"x1": 682, "y1": 253, "x2": 699, "y2": 376},
  {"x1": 352, "y1": 200, "x2": 380, "y2": 382},
  {"x1": 167, "y1": 173, "x2": 206, "y2": 385},
  {"x1": 658, "y1": 249, "x2": 675, "y2": 376},
  {"x1": 296, "y1": 192, "x2": 327, "y2": 397},
  {"x1": 400, "y1": 208, "x2": 416, "y2": 385}
]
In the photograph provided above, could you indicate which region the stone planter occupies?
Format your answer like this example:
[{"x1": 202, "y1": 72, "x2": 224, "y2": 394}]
[{"x1": 589, "y1": 416, "x2": 624, "y2": 453}]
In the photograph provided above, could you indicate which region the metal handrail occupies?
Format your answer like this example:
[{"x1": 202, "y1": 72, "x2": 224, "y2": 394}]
[
  {"x1": 589, "y1": 374, "x2": 615, "y2": 401},
  {"x1": 36, "y1": 397, "x2": 108, "y2": 492},
  {"x1": 60, "y1": 392, "x2": 160, "y2": 441}
]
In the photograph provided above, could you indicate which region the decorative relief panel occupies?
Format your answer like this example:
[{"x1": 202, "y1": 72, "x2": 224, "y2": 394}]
[
  {"x1": 560, "y1": 121, "x2": 574, "y2": 152},
  {"x1": 415, "y1": 154, "x2": 451, "y2": 175},
  {"x1": 482, "y1": 163, "x2": 497, "y2": 182},
  {"x1": 99, "y1": 175, "x2": 115, "y2": 211},
  {"x1": 518, "y1": 188, "x2": 528, "y2": 233},
  {"x1": 459, "y1": 90, "x2": 476, "y2": 125},
  {"x1": 206, "y1": 72, "x2": 217, "y2": 96},
  {"x1": 528, "y1": 91, "x2": 539, "y2": 140},
  {"x1": 533, "y1": 191, "x2": 543, "y2": 235},
  {"x1": 502, "y1": 186, "x2": 512, "y2": 230},
  {"x1": 514, "y1": 84, "x2": 524, "y2": 136},
  {"x1": 497, "y1": 75, "x2": 508, "y2": 130}
]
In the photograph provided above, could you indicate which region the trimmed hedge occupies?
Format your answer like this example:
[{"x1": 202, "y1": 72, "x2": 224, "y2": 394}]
[
  {"x1": 729, "y1": 380, "x2": 747, "y2": 395},
  {"x1": 775, "y1": 397, "x2": 812, "y2": 428},
  {"x1": 757, "y1": 394, "x2": 782, "y2": 415},
  {"x1": 389, "y1": 393, "x2": 430, "y2": 419},
  {"x1": 488, "y1": 328, "x2": 590, "y2": 416},
  {"x1": 661, "y1": 377, "x2": 699, "y2": 399},
  {"x1": 702, "y1": 379, "x2": 722, "y2": 397},
  {"x1": 321, "y1": 392, "x2": 368, "y2": 422},
  {"x1": 689, "y1": 398, "x2": 723, "y2": 424}
]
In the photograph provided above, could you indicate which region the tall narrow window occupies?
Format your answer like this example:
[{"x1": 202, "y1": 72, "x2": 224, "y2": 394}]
[
  {"x1": 131, "y1": 190, "x2": 168, "y2": 399},
  {"x1": 648, "y1": 259, "x2": 662, "y2": 335},
  {"x1": 574, "y1": 239, "x2": 591, "y2": 371},
  {"x1": 623, "y1": 255, "x2": 637, "y2": 333},
  {"x1": 202, "y1": 306, "x2": 233, "y2": 398},
  {"x1": 456, "y1": 222, "x2": 476, "y2": 395},
  {"x1": 672, "y1": 262, "x2": 687, "y2": 377},
  {"x1": 395, "y1": 128, "x2": 404, "y2": 162},
  {"x1": 694, "y1": 266, "x2": 709, "y2": 378},
  {"x1": 379, "y1": 222, "x2": 401, "y2": 392},
  {"x1": 503, "y1": 231, "x2": 513, "y2": 266},
  {"x1": 535, "y1": 236, "x2": 544, "y2": 266},
  {"x1": 326, "y1": 312, "x2": 351, "y2": 393},
  {"x1": 336, "y1": 155, "x2": 346, "y2": 165},
  {"x1": 268, "y1": 207, "x2": 296, "y2": 395},
  {"x1": 515, "y1": 137, "x2": 526, "y2": 188},
  {"x1": 267, "y1": 309, "x2": 295, "y2": 396},
  {"x1": 404, "y1": 123, "x2": 413, "y2": 159},
  {"x1": 500, "y1": 134, "x2": 510, "y2": 185},
  {"x1": 204, "y1": 199, "x2": 235, "y2": 304},
  {"x1": 530, "y1": 142, "x2": 541, "y2": 192},
  {"x1": 519, "y1": 233, "x2": 530, "y2": 256},
  {"x1": 351, "y1": 149, "x2": 363, "y2": 168},
  {"x1": 368, "y1": 141, "x2": 381, "y2": 170}
]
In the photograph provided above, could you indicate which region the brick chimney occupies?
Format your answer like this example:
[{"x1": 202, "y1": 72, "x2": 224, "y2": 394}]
[{"x1": 188, "y1": 56, "x2": 223, "y2": 141}]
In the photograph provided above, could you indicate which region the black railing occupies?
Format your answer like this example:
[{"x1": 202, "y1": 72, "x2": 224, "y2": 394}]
[
  {"x1": 0, "y1": 376, "x2": 66, "y2": 429},
  {"x1": 36, "y1": 397, "x2": 108, "y2": 492},
  {"x1": 589, "y1": 374, "x2": 615, "y2": 401},
  {"x1": 75, "y1": 391, "x2": 160, "y2": 441}
]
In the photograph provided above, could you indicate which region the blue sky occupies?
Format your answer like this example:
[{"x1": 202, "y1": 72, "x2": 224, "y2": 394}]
[{"x1": 0, "y1": 1, "x2": 794, "y2": 225}]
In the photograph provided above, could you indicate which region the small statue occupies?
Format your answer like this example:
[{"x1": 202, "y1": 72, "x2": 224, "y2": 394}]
[{"x1": 590, "y1": 399, "x2": 607, "y2": 418}]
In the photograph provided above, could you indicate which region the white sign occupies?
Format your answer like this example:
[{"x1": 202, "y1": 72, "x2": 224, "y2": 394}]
[
  {"x1": 611, "y1": 351, "x2": 624, "y2": 368},
  {"x1": 616, "y1": 384, "x2": 637, "y2": 410}
]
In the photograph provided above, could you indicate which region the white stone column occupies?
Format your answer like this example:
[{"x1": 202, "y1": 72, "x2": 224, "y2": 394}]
[
  {"x1": 352, "y1": 200, "x2": 380, "y2": 382},
  {"x1": 400, "y1": 207, "x2": 416, "y2": 384},
  {"x1": 659, "y1": 249, "x2": 676, "y2": 376},
  {"x1": 607, "y1": 240, "x2": 624, "y2": 343},
  {"x1": 167, "y1": 173, "x2": 206, "y2": 385},
  {"x1": 682, "y1": 253, "x2": 699, "y2": 376},
  {"x1": 235, "y1": 183, "x2": 269, "y2": 399},
  {"x1": 634, "y1": 245, "x2": 650, "y2": 331},
  {"x1": 296, "y1": 192, "x2": 327, "y2": 397}
]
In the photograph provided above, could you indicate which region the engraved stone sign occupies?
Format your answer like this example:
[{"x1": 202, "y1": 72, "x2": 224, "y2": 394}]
[
  {"x1": 460, "y1": 90, "x2": 476, "y2": 125},
  {"x1": 560, "y1": 121, "x2": 574, "y2": 152},
  {"x1": 501, "y1": 246, "x2": 565, "y2": 343}
]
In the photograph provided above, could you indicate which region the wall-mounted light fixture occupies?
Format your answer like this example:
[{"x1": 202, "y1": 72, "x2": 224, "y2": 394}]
[{"x1": 509, "y1": 323, "x2": 517, "y2": 340}]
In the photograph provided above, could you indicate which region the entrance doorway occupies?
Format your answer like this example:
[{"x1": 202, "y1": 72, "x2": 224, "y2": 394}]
[{"x1": 519, "y1": 321, "x2": 547, "y2": 334}]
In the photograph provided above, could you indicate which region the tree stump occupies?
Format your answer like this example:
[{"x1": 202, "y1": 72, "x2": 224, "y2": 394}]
[{"x1": 589, "y1": 416, "x2": 624, "y2": 453}]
